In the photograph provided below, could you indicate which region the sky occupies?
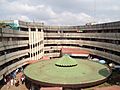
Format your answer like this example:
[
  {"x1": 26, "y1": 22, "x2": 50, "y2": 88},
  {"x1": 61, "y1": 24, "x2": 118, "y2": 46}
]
[{"x1": 0, "y1": 0, "x2": 120, "y2": 25}]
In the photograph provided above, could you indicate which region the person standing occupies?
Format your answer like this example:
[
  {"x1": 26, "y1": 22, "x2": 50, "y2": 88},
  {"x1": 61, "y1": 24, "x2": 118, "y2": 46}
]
[
  {"x1": 21, "y1": 75, "x2": 25, "y2": 84},
  {"x1": 3, "y1": 74, "x2": 6, "y2": 84}
]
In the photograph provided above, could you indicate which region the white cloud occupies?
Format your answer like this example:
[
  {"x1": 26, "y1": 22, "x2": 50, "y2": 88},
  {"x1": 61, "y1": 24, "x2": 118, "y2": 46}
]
[
  {"x1": 46, "y1": 11, "x2": 94, "y2": 25},
  {"x1": 4, "y1": 2, "x2": 56, "y2": 20},
  {"x1": 108, "y1": 6, "x2": 120, "y2": 11},
  {"x1": 1, "y1": 1, "x2": 94, "y2": 25},
  {"x1": 0, "y1": 0, "x2": 120, "y2": 25},
  {"x1": 9, "y1": 4, "x2": 36, "y2": 12},
  {"x1": 7, "y1": 3, "x2": 41, "y2": 13},
  {"x1": 0, "y1": 0, "x2": 7, "y2": 3},
  {"x1": 18, "y1": 15, "x2": 31, "y2": 21}
]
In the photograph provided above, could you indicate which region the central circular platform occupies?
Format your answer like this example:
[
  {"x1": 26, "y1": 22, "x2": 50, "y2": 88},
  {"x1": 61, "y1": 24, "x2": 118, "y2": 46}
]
[{"x1": 24, "y1": 55, "x2": 111, "y2": 88}]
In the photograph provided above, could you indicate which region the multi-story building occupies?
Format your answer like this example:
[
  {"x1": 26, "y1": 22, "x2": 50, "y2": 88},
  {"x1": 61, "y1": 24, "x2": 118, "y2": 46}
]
[
  {"x1": 0, "y1": 20, "x2": 44, "y2": 80},
  {"x1": 0, "y1": 20, "x2": 120, "y2": 80}
]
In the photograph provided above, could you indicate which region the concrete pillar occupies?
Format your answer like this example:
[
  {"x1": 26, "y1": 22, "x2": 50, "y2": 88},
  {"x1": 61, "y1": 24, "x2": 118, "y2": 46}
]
[
  {"x1": 33, "y1": 32, "x2": 35, "y2": 60},
  {"x1": 31, "y1": 32, "x2": 34, "y2": 60},
  {"x1": 35, "y1": 28, "x2": 38, "y2": 60},
  {"x1": 29, "y1": 28, "x2": 32, "y2": 60},
  {"x1": 41, "y1": 29, "x2": 44, "y2": 58},
  {"x1": 34, "y1": 32, "x2": 36, "y2": 60},
  {"x1": 38, "y1": 32, "x2": 41, "y2": 59}
]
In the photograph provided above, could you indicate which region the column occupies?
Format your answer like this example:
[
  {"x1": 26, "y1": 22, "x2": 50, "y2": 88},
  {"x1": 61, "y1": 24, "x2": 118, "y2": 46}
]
[
  {"x1": 41, "y1": 29, "x2": 44, "y2": 58},
  {"x1": 38, "y1": 32, "x2": 41, "y2": 59},
  {"x1": 29, "y1": 28, "x2": 32, "y2": 60},
  {"x1": 35, "y1": 27, "x2": 38, "y2": 60},
  {"x1": 31, "y1": 32, "x2": 34, "y2": 60}
]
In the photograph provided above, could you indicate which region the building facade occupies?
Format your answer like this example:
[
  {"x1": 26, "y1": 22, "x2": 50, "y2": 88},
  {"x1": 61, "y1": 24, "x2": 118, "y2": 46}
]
[{"x1": 0, "y1": 20, "x2": 120, "y2": 80}]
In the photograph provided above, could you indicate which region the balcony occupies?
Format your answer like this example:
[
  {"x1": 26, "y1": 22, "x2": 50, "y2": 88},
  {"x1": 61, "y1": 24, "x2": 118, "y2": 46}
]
[
  {"x1": 44, "y1": 33, "x2": 120, "y2": 40},
  {"x1": 79, "y1": 40, "x2": 120, "y2": 52},
  {"x1": 0, "y1": 29, "x2": 29, "y2": 37},
  {"x1": 0, "y1": 49, "x2": 29, "y2": 66},
  {"x1": 0, "y1": 40, "x2": 29, "y2": 51},
  {"x1": 0, "y1": 58, "x2": 30, "y2": 79},
  {"x1": 80, "y1": 48, "x2": 120, "y2": 64}
]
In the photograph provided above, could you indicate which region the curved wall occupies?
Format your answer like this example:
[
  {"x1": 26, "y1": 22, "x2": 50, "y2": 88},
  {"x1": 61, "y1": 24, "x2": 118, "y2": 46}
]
[
  {"x1": 0, "y1": 20, "x2": 120, "y2": 80},
  {"x1": 44, "y1": 22, "x2": 120, "y2": 64},
  {"x1": 0, "y1": 20, "x2": 44, "y2": 80},
  {"x1": 0, "y1": 28, "x2": 30, "y2": 80}
]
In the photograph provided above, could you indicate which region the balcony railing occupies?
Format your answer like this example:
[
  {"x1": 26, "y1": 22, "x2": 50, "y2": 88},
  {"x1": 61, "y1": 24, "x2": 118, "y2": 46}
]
[
  {"x1": 0, "y1": 29, "x2": 29, "y2": 37},
  {"x1": 0, "y1": 40, "x2": 29, "y2": 51},
  {"x1": 44, "y1": 40, "x2": 120, "y2": 52},
  {"x1": 0, "y1": 58, "x2": 30, "y2": 79},
  {"x1": 0, "y1": 49, "x2": 29, "y2": 65},
  {"x1": 44, "y1": 33, "x2": 120, "y2": 40}
]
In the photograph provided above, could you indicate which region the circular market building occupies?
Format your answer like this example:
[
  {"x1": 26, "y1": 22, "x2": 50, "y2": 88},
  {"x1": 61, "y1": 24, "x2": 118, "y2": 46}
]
[{"x1": 24, "y1": 55, "x2": 111, "y2": 90}]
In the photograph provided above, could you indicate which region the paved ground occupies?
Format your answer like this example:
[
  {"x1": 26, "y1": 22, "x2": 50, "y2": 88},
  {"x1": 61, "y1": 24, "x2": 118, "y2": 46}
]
[
  {"x1": 0, "y1": 72, "x2": 27, "y2": 90},
  {"x1": 94, "y1": 85, "x2": 120, "y2": 90}
]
